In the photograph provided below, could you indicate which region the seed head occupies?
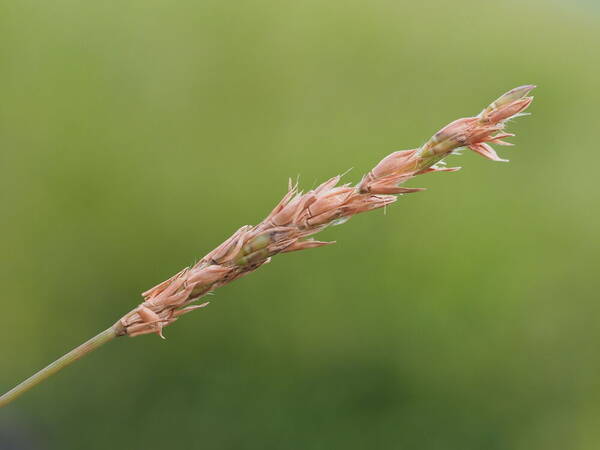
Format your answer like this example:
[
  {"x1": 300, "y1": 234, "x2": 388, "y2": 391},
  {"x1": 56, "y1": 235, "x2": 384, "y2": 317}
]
[{"x1": 118, "y1": 85, "x2": 535, "y2": 338}]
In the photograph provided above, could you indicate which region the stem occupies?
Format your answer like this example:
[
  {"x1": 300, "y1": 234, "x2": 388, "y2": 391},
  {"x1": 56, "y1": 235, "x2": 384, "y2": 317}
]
[{"x1": 0, "y1": 326, "x2": 119, "y2": 408}]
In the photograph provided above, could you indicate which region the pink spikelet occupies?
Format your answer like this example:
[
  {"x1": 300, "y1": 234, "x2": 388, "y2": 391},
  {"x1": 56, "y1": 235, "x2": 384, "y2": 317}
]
[{"x1": 116, "y1": 85, "x2": 535, "y2": 338}]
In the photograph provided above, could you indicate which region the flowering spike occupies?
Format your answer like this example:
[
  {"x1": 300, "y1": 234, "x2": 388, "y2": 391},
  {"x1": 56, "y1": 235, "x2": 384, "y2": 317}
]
[{"x1": 117, "y1": 85, "x2": 534, "y2": 338}]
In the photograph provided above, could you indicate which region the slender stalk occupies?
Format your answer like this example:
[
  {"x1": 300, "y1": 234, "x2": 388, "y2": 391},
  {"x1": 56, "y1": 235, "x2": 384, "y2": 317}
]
[{"x1": 0, "y1": 326, "x2": 119, "y2": 408}]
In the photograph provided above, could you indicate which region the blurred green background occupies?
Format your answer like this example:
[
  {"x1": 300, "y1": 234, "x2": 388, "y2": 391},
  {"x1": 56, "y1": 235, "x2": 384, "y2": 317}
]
[{"x1": 1, "y1": 0, "x2": 599, "y2": 449}]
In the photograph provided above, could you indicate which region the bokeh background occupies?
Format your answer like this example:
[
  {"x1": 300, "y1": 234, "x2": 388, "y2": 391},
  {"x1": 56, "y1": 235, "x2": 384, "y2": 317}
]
[{"x1": 1, "y1": 0, "x2": 599, "y2": 449}]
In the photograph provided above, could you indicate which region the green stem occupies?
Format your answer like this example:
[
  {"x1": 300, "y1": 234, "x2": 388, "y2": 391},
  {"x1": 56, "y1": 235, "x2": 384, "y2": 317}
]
[{"x1": 0, "y1": 326, "x2": 119, "y2": 408}]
